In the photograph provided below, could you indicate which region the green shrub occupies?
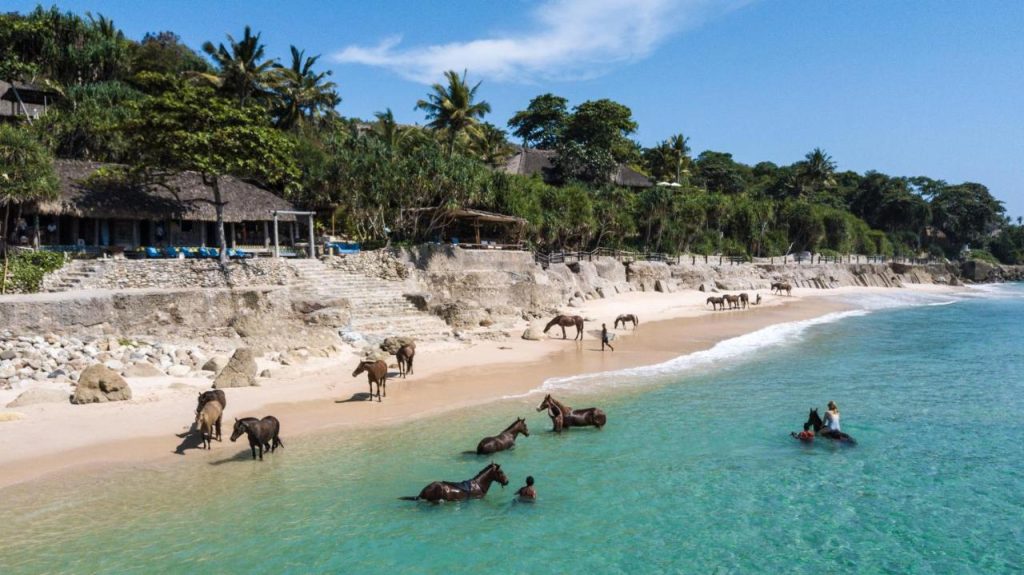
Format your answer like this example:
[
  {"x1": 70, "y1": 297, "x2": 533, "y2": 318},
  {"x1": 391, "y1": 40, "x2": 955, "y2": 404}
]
[
  {"x1": 2, "y1": 251, "x2": 67, "y2": 293},
  {"x1": 966, "y1": 249, "x2": 1000, "y2": 265}
]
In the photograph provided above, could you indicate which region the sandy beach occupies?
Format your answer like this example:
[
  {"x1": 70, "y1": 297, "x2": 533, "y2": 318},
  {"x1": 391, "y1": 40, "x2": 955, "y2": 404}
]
[{"x1": 0, "y1": 284, "x2": 957, "y2": 490}]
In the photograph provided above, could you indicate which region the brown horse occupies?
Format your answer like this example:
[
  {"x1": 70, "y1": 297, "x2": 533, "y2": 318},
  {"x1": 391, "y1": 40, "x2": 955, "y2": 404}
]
[
  {"x1": 402, "y1": 462, "x2": 509, "y2": 503},
  {"x1": 229, "y1": 416, "x2": 284, "y2": 460},
  {"x1": 614, "y1": 314, "x2": 639, "y2": 329},
  {"x1": 739, "y1": 293, "x2": 749, "y2": 309},
  {"x1": 543, "y1": 315, "x2": 584, "y2": 340},
  {"x1": 536, "y1": 394, "x2": 606, "y2": 432},
  {"x1": 352, "y1": 359, "x2": 388, "y2": 401},
  {"x1": 396, "y1": 343, "x2": 415, "y2": 378},
  {"x1": 195, "y1": 401, "x2": 222, "y2": 449},
  {"x1": 771, "y1": 282, "x2": 792, "y2": 296},
  {"x1": 722, "y1": 294, "x2": 741, "y2": 310},
  {"x1": 706, "y1": 296, "x2": 725, "y2": 311},
  {"x1": 476, "y1": 417, "x2": 530, "y2": 455},
  {"x1": 195, "y1": 389, "x2": 226, "y2": 440}
]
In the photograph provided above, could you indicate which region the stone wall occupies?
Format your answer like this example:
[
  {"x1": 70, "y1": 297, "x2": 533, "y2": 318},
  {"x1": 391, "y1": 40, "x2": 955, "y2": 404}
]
[{"x1": 42, "y1": 258, "x2": 298, "y2": 291}]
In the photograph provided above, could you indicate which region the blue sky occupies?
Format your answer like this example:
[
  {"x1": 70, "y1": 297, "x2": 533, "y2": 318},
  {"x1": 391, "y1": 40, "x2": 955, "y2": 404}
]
[{"x1": 10, "y1": 0, "x2": 1024, "y2": 218}]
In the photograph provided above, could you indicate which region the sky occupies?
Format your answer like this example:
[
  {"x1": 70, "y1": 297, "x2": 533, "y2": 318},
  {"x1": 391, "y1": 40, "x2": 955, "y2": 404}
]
[{"x1": 8, "y1": 0, "x2": 1024, "y2": 218}]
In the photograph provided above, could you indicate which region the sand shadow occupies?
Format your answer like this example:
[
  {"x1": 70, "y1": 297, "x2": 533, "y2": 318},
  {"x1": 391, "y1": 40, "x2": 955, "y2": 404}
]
[
  {"x1": 173, "y1": 423, "x2": 206, "y2": 455},
  {"x1": 208, "y1": 450, "x2": 258, "y2": 466},
  {"x1": 336, "y1": 392, "x2": 373, "y2": 403}
]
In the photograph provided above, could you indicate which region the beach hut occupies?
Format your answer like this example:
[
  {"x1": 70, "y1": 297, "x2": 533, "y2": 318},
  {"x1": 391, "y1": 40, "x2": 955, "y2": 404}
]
[
  {"x1": 408, "y1": 207, "x2": 528, "y2": 248},
  {"x1": 8, "y1": 160, "x2": 303, "y2": 255}
]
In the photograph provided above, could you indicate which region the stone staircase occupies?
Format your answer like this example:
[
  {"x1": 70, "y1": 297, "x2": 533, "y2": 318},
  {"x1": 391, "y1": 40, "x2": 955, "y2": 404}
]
[
  {"x1": 287, "y1": 259, "x2": 452, "y2": 342},
  {"x1": 41, "y1": 259, "x2": 107, "y2": 292}
]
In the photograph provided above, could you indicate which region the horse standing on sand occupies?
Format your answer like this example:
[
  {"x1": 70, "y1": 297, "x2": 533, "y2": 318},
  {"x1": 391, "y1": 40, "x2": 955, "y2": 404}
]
[
  {"x1": 230, "y1": 416, "x2": 284, "y2": 460},
  {"x1": 476, "y1": 417, "x2": 530, "y2": 455},
  {"x1": 800, "y1": 408, "x2": 856, "y2": 445},
  {"x1": 614, "y1": 314, "x2": 639, "y2": 329},
  {"x1": 739, "y1": 293, "x2": 750, "y2": 309},
  {"x1": 536, "y1": 394, "x2": 607, "y2": 432},
  {"x1": 396, "y1": 343, "x2": 415, "y2": 378},
  {"x1": 195, "y1": 389, "x2": 226, "y2": 440},
  {"x1": 195, "y1": 400, "x2": 223, "y2": 449},
  {"x1": 352, "y1": 359, "x2": 388, "y2": 401},
  {"x1": 544, "y1": 314, "x2": 585, "y2": 340},
  {"x1": 401, "y1": 462, "x2": 509, "y2": 503},
  {"x1": 723, "y1": 294, "x2": 741, "y2": 310},
  {"x1": 771, "y1": 282, "x2": 792, "y2": 296},
  {"x1": 706, "y1": 296, "x2": 725, "y2": 311}
]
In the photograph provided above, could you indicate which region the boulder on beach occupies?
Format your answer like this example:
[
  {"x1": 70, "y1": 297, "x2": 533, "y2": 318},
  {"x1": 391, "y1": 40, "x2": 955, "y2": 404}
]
[
  {"x1": 522, "y1": 320, "x2": 548, "y2": 341},
  {"x1": 213, "y1": 348, "x2": 258, "y2": 388},
  {"x1": 7, "y1": 387, "x2": 70, "y2": 408},
  {"x1": 71, "y1": 364, "x2": 133, "y2": 404},
  {"x1": 123, "y1": 362, "x2": 164, "y2": 378},
  {"x1": 202, "y1": 355, "x2": 230, "y2": 373},
  {"x1": 380, "y1": 336, "x2": 416, "y2": 354}
]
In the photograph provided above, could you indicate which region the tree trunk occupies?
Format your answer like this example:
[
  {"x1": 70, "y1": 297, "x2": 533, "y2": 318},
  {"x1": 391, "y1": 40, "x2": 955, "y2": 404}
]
[{"x1": 211, "y1": 175, "x2": 229, "y2": 264}]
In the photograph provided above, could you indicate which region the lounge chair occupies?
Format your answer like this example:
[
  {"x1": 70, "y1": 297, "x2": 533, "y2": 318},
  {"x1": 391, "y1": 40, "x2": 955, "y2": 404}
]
[
  {"x1": 145, "y1": 247, "x2": 162, "y2": 258},
  {"x1": 181, "y1": 247, "x2": 198, "y2": 258},
  {"x1": 197, "y1": 247, "x2": 213, "y2": 258},
  {"x1": 233, "y1": 247, "x2": 254, "y2": 259},
  {"x1": 162, "y1": 246, "x2": 179, "y2": 258}
]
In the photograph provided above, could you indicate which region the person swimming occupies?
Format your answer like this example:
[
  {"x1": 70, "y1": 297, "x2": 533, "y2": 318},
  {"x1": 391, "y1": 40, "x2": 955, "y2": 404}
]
[{"x1": 516, "y1": 476, "x2": 536, "y2": 501}]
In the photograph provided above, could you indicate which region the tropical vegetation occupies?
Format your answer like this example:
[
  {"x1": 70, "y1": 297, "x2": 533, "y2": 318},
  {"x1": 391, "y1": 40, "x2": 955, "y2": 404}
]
[{"x1": 2, "y1": 5, "x2": 1022, "y2": 265}]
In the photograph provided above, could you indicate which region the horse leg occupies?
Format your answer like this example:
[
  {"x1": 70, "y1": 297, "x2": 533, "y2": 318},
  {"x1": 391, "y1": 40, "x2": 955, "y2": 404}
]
[
  {"x1": 368, "y1": 379, "x2": 373, "y2": 401},
  {"x1": 215, "y1": 416, "x2": 222, "y2": 442},
  {"x1": 382, "y1": 375, "x2": 387, "y2": 399},
  {"x1": 408, "y1": 356, "x2": 413, "y2": 375},
  {"x1": 561, "y1": 325, "x2": 567, "y2": 339},
  {"x1": 250, "y1": 443, "x2": 257, "y2": 460}
]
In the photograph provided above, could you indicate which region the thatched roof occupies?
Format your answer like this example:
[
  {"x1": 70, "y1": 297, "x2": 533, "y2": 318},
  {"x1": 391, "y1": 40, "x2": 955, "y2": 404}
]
[
  {"x1": 502, "y1": 148, "x2": 652, "y2": 188},
  {"x1": 407, "y1": 206, "x2": 527, "y2": 225},
  {"x1": 30, "y1": 160, "x2": 296, "y2": 222}
]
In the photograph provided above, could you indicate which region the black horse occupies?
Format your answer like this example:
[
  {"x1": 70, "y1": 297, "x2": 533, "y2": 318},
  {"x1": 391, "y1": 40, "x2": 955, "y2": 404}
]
[
  {"x1": 800, "y1": 408, "x2": 856, "y2": 445},
  {"x1": 230, "y1": 416, "x2": 284, "y2": 460},
  {"x1": 476, "y1": 418, "x2": 529, "y2": 455},
  {"x1": 195, "y1": 389, "x2": 226, "y2": 440},
  {"x1": 401, "y1": 463, "x2": 509, "y2": 503}
]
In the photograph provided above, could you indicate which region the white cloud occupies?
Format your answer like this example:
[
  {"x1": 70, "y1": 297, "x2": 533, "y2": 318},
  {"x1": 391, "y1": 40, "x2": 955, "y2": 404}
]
[{"x1": 333, "y1": 0, "x2": 746, "y2": 84}]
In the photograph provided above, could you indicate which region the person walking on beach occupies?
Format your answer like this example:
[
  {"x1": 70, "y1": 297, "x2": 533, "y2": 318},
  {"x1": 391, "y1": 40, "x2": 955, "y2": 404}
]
[
  {"x1": 517, "y1": 476, "x2": 536, "y2": 501},
  {"x1": 601, "y1": 323, "x2": 614, "y2": 352},
  {"x1": 822, "y1": 400, "x2": 842, "y2": 439}
]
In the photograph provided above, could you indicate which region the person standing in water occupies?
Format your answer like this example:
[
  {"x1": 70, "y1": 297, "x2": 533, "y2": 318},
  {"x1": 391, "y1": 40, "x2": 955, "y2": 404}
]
[
  {"x1": 601, "y1": 323, "x2": 614, "y2": 352},
  {"x1": 517, "y1": 476, "x2": 536, "y2": 501}
]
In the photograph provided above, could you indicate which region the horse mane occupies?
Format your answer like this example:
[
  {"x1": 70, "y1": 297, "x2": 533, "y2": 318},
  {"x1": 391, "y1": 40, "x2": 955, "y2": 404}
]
[
  {"x1": 502, "y1": 418, "x2": 523, "y2": 433},
  {"x1": 474, "y1": 462, "x2": 498, "y2": 481}
]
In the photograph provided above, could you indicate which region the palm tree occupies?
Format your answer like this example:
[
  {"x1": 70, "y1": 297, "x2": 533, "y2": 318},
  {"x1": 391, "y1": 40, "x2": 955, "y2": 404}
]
[
  {"x1": 415, "y1": 69, "x2": 491, "y2": 156},
  {"x1": 468, "y1": 123, "x2": 512, "y2": 167},
  {"x1": 372, "y1": 108, "x2": 406, "y2": 155},
  {"x1": 273, "y1": 46, "x2": 340, "y2": 129},
  {"x1": 797, "y1": 147, "x2": 837, "y2": 197},
  {"x1": 201, "y1": 26, "x2": 279, "y2": 106},
  {"x1": 668, "y1": 133, "x2": 691, "y2": 185}
]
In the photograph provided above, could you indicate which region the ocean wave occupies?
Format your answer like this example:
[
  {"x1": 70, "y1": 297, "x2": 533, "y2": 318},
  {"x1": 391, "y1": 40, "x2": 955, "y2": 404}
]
[{"x1": 537, "y1": 309, "x2": 867, "y2": 394}]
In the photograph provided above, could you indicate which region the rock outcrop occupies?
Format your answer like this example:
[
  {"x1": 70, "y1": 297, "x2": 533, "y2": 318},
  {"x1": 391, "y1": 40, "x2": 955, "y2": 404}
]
[
  {"x1": 212, "y1": 348, "x2": 258, "y2": 388},
  {"x1": 7, "y1": 387, "x2": 70, "y2": 407},
  {"x1": 71, "y1": 364, "x2": 132, "y2": 404}
]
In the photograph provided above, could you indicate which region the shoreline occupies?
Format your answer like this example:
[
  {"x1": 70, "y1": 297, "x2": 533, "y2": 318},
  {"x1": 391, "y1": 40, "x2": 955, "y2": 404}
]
[{"x1": 0, "y1": 285, "x2": 957, "y2": 490}]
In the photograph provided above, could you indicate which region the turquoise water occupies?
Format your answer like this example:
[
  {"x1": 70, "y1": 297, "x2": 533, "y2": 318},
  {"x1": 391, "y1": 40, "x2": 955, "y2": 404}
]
[{"x1": 3, "y1": 285, "x2": 1024, "y2": 573}]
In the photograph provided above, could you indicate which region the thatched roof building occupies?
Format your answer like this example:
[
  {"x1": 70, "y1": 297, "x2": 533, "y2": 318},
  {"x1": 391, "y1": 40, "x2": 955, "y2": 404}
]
[
  {"x1": 32, "y1": 160, "x2": 296, "y2": 223},
  {"x1": 502, "y1": 148, "x2": 652, "y2": 189},
  {"x1": 407, "y1": 206, "x2": 527, "y2": 247}
]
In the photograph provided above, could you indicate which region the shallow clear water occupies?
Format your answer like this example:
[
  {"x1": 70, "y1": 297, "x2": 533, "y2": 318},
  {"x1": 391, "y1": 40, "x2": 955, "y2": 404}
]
[{"x1": 3, "y1": 285, "x2": 1023, "y2": 574}]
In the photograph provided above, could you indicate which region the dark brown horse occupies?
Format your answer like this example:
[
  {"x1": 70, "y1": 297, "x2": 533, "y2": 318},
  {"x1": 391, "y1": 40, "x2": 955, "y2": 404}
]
[
  {"x1": 739, "y1": 293, "x2": 750, "y2": 309},
  {"x1": 543, "y1": 315, "x2": 584, "y2": 340},
  {"x1": 706, "y1": 296, "x2": 725, "y2": 311},
  {"x1": 771, "y1": 282, "x2": 792, "y2": 296},
  {"x1": 802, "y1": 408, "x2": 856, "y2": 445},
  {"x1": 396, "y1": 343, "x2": 415, "y2": 378},
  {"x1": 230, "y1": 416, "x2": 284, "y2": 460},
  {"x1": 476, "y1": 417, "x2": 530, "y2": 455},
  {"x1": 195, "y1": 389, "x2": 226, "y2": 440},
  {"x1": 614, "y1": 314, "x2": 639, "y2": 329},
  {"x1": 536, "y1": 394, "x2": 606, "y2": 432},
  {"x1": 352, "y1": 359, "x2": 388, "y2": 401},
  {"x1": 402, "y1": 462, "x2": 509, "y2": 503},
  {"x1": 723, "y1": 294, "x2": 741, "y2": 309}
]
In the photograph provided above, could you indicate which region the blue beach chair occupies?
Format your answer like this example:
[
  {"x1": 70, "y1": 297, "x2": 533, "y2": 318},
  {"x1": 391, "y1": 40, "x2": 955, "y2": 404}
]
[
  {"x1": 162, "y1": 246, "x2": 179, "y2": 258},
  {"x1": 145, "y1": 247, "x2": 162, "y2": 258}
]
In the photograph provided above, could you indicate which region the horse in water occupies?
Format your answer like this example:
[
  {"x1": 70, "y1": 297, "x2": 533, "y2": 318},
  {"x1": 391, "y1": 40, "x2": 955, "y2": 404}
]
[
  {"x1": 402, "y1": 462, "x2": 509, "y2": 503},
  {"x1": 230, "y1": 416, "x2": 284, "y2": 460},
  {"x1": 195, "y1": 389, "x2": 226, "y2": 440},
  {"x1": 352, "y1": 359, "x2": 388, "y2": 401},
  {"x1": 476, "y1": 417, "x2": 530, "y2": 455},
  {"x1": 614, "y1": 314, "x2": 639, "y2": 329},
  {"x1": 723, "y1": 294, "x2": 741, "y2": 309},
  {"x1": 544, "y1": 315, "x2": 584, "y2": 340},
  {"x1": 536, "y1": 394, "x2": 607, "y2": 432},
  {"x1": 771, "y1": 282, "x2": 792, "y2": 296},
  {"x1": 706, "y1": 296, "x2": 725, "y2": 311},
  {"x1": 396, "y1": 343, "x2": 415, "y2": 378},
  {"x1": 800, "y1": 408, "x2": 856, "y2": 445}
]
